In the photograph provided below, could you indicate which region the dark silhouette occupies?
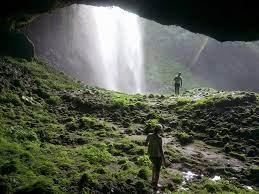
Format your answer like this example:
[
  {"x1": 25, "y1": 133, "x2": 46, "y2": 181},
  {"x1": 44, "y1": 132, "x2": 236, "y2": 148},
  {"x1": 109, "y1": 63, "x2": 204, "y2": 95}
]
[
  {"x1": 173, "y1": 72, "x2": 183, "y2": 95},
  {"x1": 146, "y1": 124, "x2": 165, "y2": 190}
]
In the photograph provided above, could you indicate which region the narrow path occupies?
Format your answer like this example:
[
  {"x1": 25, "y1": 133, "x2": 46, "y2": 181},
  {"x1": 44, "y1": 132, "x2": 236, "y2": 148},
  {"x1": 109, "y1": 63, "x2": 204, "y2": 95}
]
[{"x1": 127, "y1": 134, "x2": 245, "y2": 179}]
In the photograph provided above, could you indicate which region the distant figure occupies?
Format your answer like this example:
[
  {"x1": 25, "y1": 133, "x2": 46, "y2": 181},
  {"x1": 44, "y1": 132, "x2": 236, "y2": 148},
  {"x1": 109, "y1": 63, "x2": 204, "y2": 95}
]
[
  {"x1": 146, "y1": 124, "x2": 165, "y2": 190},
  {"x1": 173, "y1": 72, "x2": 183, "y2": 95}
]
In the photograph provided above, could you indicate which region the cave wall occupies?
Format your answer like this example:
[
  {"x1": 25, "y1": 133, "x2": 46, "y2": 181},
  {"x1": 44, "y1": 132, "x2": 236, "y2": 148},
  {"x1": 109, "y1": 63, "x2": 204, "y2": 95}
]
[
  {"x1": 1, "y1": 0, "x2": 259, "y2": 82},
  {"x1": 0, "y1": 30, "x2": 35, "y2": 59},
  {"x1": 1, "y1": 1, "x2": 259, "y2": 41}
]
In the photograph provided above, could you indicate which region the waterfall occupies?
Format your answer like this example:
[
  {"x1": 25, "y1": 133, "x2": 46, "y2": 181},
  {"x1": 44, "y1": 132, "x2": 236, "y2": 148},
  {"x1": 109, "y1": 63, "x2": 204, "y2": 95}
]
[{"x1": 77, "y1": 6, "x2": 145, "y2": 93}]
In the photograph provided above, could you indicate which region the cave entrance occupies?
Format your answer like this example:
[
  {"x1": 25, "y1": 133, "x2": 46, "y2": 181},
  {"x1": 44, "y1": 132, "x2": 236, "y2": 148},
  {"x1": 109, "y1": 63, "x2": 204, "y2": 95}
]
[{"x1": 24, "y1": 5, "x2": 259, "y2": 93}]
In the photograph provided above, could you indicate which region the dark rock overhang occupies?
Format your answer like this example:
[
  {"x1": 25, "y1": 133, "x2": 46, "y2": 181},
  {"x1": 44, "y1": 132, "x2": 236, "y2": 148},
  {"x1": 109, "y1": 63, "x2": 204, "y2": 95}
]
[{"x1": 1, "y1": 0, "x2": 259, "y2": 41}]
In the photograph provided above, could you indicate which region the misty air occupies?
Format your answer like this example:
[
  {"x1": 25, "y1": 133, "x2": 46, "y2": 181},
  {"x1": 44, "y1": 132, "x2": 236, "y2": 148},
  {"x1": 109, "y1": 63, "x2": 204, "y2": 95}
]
[{"x1": 0, "y1": 2, "x2": 258, "y2": 194}]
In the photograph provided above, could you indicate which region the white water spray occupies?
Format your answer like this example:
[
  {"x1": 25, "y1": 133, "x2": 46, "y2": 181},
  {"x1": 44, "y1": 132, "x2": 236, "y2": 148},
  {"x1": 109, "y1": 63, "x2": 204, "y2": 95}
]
[
  {"x1": 189, "y1": 37, "x2": 209, "y2": 69},
  {"x1": 76, "y1": 6, "x2": 144, "y2": 93}
]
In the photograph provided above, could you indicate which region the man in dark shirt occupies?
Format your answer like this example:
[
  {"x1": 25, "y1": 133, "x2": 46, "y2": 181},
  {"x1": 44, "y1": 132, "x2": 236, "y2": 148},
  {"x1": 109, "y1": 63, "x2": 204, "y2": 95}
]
[
  {"x1": 146, "y1": 124, "x2": 165, "y2": 190},
  {"x1": 173, "y1": 72, "x2": 183, "y2": 95}
]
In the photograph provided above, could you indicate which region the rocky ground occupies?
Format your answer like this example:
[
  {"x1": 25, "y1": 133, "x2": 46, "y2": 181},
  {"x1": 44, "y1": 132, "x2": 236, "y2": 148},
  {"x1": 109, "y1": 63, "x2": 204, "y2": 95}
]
[{"x1": 0, "y1": 57, "x2": 258, "y2": 193}]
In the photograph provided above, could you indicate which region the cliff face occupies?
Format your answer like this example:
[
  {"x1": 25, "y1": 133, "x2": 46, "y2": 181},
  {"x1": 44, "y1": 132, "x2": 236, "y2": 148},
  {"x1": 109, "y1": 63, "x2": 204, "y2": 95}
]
[{"x1": 193, "y1": 41, "x2": 259, "y2": 92}]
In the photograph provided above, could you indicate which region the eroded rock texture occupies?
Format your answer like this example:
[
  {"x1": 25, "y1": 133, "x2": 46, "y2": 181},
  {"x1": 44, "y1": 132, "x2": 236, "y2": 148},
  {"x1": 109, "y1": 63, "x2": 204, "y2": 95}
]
[{"x1": 1, "y1": 0, "x2": 259, "y2": 41}]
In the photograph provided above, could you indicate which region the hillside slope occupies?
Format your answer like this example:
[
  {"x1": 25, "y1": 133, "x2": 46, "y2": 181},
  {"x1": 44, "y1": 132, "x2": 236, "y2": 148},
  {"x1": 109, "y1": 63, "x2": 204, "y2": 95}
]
[{"x1": 0, "y1": 57, "x2": 258, "y2": 193}]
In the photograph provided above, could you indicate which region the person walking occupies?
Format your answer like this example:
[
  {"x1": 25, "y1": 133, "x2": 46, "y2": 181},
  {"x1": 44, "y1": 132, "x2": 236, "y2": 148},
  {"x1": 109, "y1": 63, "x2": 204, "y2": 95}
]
[{"x1": 146, "y1": 124, "x2": 165, "y2": 190}]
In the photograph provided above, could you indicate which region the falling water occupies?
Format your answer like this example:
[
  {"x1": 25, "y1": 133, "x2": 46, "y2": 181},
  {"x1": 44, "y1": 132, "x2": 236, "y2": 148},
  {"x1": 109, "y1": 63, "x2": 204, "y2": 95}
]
[
  {"x1": 189, "y1": 37, "x2": 209, "y2": 69},
  {"x1": 81, "y1": 6, "x2": 145, "y2": 93}
]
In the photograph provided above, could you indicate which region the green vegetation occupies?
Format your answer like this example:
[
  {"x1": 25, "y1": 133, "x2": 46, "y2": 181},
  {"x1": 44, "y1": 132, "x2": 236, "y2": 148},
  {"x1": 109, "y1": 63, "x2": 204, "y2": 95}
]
[
  {"x1": 176, "y1": 131, "x2": 194, "y2": 145},
  {"x1": 145, "y1": 60, "x2": 208, "y2": 93},
  {"x1": 142, "y1": 20, "x2": 208, "y2": 93},
  {"x1": 111, "y1": 93, "x2": 144, "y2": 107},
  {"x1": 186, "y1": 178, "x2": 258, "y2": 194},
  {"x1": 0, "y1": 57, "x2": 258, "y2": 193}
]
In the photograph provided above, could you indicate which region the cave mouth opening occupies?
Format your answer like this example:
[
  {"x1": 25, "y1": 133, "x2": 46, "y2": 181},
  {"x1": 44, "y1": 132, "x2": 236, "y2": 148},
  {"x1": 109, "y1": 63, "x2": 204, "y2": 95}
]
[
  {"x1": 27, "y1": 5, "x2": 145, "y2": 94},
  {"x1": 24, "y1": 4, "x2": 259, "y2": 93}
]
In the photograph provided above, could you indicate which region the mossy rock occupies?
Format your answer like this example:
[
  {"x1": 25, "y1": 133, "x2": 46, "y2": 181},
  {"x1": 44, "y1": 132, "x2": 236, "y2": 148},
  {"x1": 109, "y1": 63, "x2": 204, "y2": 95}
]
[
  {"x1": 78, "y1": 173, "x2": 97, "y2": 191},
  {"x1": 248, "y1": 166, "x2": 259, "y2": 182},
  {"x1": 135, "y1": 180, "x2": 149, "y2": 193},
  {"x1": 138, "y1": 168, "x2": 149, "y2": 180},
  {"x1": 33, "y1": 88, "x2": 50, "y2": 99},
  {"x1": 229, "y1": 152, "x2": 246, "y2": 161},
  {"x1": 0, "y1": 177, "x2": 10, "y2": 194},
  {"x1": 176, "y1": 131, "x2": 194, "y2": 145},
  {"x1": 0, "y1": 160, "x2": 17, "y2": 175},
  {"x1": 205, "y1": 139, "x2": 226, "y2": 147},
  {"x1": 94, "y1": 167, "x2": 108, "y2": 175},
  {"x1": 15, "y1": 180, "x2": 55, "y2": 194},
  {"x1": 46, "y1": 95, "x2": 62, "y2": 105},
  {"x1": 0, "y1": 92, "x2": 22, "y2": 105},
  {"x1": 223, "y1": 144, "x2": 232, "y2": 153}
]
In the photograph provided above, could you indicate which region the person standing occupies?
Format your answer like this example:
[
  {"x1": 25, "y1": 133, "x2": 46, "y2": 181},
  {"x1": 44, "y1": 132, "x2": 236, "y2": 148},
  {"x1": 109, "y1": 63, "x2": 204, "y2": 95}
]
[
  {"x1": 146, "y1": 124, "x2": 165, "y2": 190},
  {"x1": 173, "y1": 72, "x2": 183, "y2": 95}
]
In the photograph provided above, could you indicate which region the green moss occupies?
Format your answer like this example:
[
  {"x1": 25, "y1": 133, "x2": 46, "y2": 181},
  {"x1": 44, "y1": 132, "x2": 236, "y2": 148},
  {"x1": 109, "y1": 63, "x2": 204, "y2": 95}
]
[
  {"x1": 46, "y1": 95, "x2": 62, "y2": 105},
  {"x1": 136, "y1": 155, "x2": 152, "y2": 166},
  {"x1": 5, "y1": 57, "x2": 81, "y2": 90},
  {"x1": 188, "y1": 178, "x2": 256, "y2": 193},
  {"x1": 171, "y1": 173, "x2": 183, "y2": 184},
  {"x1": 0, "y1": 92, "x2": 22, "y2": 105},
  {"x1": 176, "y1": 131, "x2": 194, "y2": 145},
  {"x1": 229, "y1": 152, "x2": 246, "y2": 161},
  {"x1": 15, "y1": 179, "x2": 57, "y2": 194},
  {"x1": 192, "y1": 96, "x2": 217, "y2": 108},
  {"x1": 78, "y1": 145, "x2": 115, "y2": 165},
  {"x1": 0, "y1": 57, "x2": 258, "y2": 193},
  {"x1": 249, "y1": 166, "x2": 259, "y2": 182},
  {"x1": 176, "y1": 97, "x2": 193, "y2": 105},
  {"x1": 147, "y1": 118, "x2": 159, "y2": 127},
  {"x1": 79, "y1": 116, "x2": 112, "y2": 131},
  {"x1": 111, "y1": 93, "x2": 142, "y2": 107},
  {"x1": 137, "y1": 168, "x2": 150, "y2": 180}
]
